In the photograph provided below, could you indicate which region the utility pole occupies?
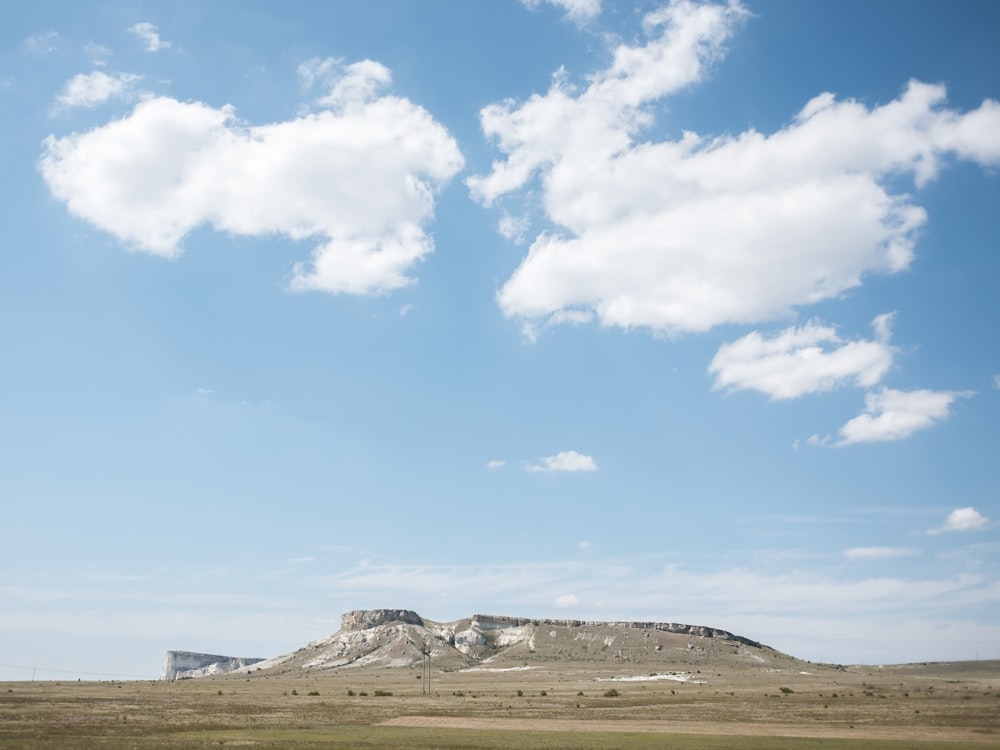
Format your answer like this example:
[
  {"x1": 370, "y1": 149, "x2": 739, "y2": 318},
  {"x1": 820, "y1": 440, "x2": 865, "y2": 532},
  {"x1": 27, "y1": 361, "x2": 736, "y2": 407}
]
[{"x1": 422, "y1": 639, "x2": 431, "y2": 694}]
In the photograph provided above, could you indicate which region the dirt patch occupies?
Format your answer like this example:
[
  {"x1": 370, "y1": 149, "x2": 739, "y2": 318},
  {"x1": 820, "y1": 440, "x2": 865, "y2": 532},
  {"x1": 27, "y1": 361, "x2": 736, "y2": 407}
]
[{"x1": 383, "y1": 715, "x2": 999, "y2": 744}]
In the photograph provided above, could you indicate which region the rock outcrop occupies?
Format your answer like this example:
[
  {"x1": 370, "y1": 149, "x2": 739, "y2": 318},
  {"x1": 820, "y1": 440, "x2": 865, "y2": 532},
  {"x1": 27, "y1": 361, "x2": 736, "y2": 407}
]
[
  {"x1": 161, "y1": 651, "x2": 266, "y2": 681},
  {"x1": 165, "y1": 609, "x2": 779, "y2": 679}
]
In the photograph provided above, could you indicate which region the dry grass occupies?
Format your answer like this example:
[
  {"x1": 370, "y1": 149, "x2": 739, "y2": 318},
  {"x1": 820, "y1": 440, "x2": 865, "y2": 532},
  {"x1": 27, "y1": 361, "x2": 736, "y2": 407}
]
[{"x1": 2, "y1": 659, "x2": 998, "y2": 748}]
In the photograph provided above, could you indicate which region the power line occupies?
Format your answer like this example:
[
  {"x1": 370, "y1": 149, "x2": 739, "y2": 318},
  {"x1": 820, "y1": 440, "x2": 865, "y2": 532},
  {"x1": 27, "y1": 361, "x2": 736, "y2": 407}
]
[{"x1": 0, "y1": 662, "x2": 155, "y2": 680}]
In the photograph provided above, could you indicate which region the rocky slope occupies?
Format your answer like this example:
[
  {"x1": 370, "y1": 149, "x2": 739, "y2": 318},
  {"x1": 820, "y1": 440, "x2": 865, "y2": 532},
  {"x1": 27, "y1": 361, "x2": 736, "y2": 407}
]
[
  {"x1": 163, "y1": 609, "x2": 800, "y2": 680},
  {"x1": 161, "y1": 651, "x2": 266, "y2": 680}
]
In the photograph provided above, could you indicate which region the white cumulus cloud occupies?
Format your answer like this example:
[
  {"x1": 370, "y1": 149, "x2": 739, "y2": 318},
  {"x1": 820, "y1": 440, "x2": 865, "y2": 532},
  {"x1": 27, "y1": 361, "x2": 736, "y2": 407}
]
[
  {"x1": 55, "y1": 71, "x2": 140, "y2": 109},
  {"x1": 526, "y1": 450, "x2": 597, "y2": 473},
  {"x1": 815, "y1": 388, "x2": 973, "y2": 446},
  {"x1": 709, "y1": 314, "x2": 896, "y2": 399},
  {"x1": 928, "y1": 507, "x2": 989, "y2": 535},
  {"x1": 39, "y1": 64, "x2": 464, "y2": 295},
  {"x1": 470, "y1": 0, "x2": 1000, "y2": 336},
  {"x1": 128, "y1": 22, "x2": 170, "y2": 52},
  {"x1": 485, "y1": 460, "x2": 506, "y2": 470},
  {"x1": 555, "y1": 593, "x2": 580, "y2": 607}
]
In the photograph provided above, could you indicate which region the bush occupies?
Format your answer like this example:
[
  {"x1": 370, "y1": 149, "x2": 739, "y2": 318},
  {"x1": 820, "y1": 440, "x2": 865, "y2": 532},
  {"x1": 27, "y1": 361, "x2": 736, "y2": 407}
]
[
  {"x1": 374, "y1": 689, "x2": 393, "y2": 697},
  {"x1": 779, "y1": 687, "x2": 794, "y2": 694},
  {"x1": 603, "y1": 688, "x2": 620, "y2": 697},
  {"x1": 307, "y1": 690, "x2": 320, "y2": 696}
]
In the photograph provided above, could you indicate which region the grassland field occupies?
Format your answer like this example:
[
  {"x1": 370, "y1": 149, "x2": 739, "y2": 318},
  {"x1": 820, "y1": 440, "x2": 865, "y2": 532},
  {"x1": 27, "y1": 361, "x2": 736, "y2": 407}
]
[{"x1": 2, "y1": 659, "x2": 998, "y2": 748}]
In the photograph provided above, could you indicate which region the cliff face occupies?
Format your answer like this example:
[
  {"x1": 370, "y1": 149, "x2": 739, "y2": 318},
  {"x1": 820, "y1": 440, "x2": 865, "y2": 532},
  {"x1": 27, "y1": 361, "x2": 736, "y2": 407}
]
[
  {"x1": 340, "y1": 609, "x2": 424, "y2": 630},
  {"x1": 467, "y1": 614, "x2": 761, "y2": 648},
  {"x1": 337, "y1": 611, "x2": 756, "y2": 645},
  {"x1": 160, "y1": 651, "x2": 266, "y2": 680}
]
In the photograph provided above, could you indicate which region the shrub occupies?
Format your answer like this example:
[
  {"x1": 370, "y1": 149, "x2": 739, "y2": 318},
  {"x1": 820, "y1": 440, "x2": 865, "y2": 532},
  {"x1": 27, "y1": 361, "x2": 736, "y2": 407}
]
[
  {"x1": 603, "y1": 688, "x2": 620, "y2": 698},
  {"x1": 307, "y1": 690, "x2": 320, "y2": 696},
  {"x1": 290, "y1": 689, "x2": 298, "y2": 696},
  {"x1": 374, "y1": 689, "x2": 392, "y2": 697},
  {"x1": 779, "y1": 687, "x2": 794, "y2": 694},
  {"x1": 347, "y1": 689, "x2": 355, "y2": 696}
]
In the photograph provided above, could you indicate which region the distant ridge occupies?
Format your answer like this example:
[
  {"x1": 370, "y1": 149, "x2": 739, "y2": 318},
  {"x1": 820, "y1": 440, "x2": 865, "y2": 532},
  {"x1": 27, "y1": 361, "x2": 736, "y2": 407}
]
[{"x1": 163, "y1": 609, "x2": 790, "y2": 680}]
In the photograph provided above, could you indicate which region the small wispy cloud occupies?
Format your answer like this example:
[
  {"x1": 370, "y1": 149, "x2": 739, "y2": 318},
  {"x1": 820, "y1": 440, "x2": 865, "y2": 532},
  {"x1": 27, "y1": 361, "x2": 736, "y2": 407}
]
[
  {"x1": 526, "y1": 450, "x2": 597, "y2": 473},
  {"x1": 927, "y1": 507, "x2": 989, "y2": 535},
  {"x1": 300, "y1": 58, "x2": 392, "y2": 111},
  {"x1": 485, "y1": 459, "x2": 506, "y2": 470},
  {"x1": 23, "y1": 31, "x2": 58, "y2": 55},
  {"x1": 522, "y1": 0, "x2": 601, "y2": 25},
  {"x1": 555, "y1": 593, "x2": 579, "y2": 607},
  {"x1": 128, "y1": 22, "x2": 171, "y2": 52},
  {"x1": 297, "y1": 57, "x2": 340, "y2": 92},
  {"x1": 55, "y1": 71, "x2": 141, "y2": 109},
  {"x1": 844, "y1": 547, "x2": 919, "y2": 560},
  {"x1": 85, "y1": 42, "x2": 112, "y2": 64},
  {"x1": 497, "y1": 212, "x2": 530, "y2": 244}
]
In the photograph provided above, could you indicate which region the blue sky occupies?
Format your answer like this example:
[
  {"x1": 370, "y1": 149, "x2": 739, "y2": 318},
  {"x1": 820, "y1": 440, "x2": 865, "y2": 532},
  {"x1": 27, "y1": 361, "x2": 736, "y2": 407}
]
[{"x1": 2, "y1": 0, "x2": 999, "y2": 680}]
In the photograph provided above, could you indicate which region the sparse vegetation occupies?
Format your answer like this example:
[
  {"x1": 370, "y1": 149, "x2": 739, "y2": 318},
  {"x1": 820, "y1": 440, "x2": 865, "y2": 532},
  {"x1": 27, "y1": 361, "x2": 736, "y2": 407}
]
[{"x1": 1, "y1": 651, "x2": 997, "y2": 749}]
